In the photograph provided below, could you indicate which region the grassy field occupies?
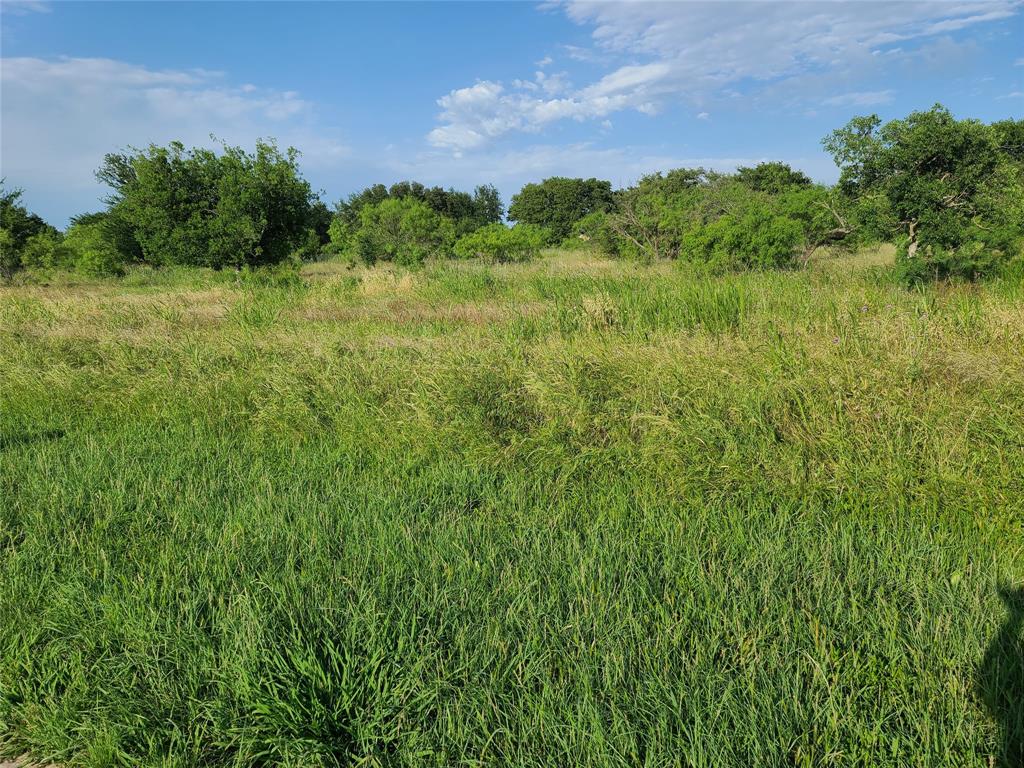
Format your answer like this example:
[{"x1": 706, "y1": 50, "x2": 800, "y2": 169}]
[{"x1": 1, "y1": 249, "x2": 1022, "y2": 767}]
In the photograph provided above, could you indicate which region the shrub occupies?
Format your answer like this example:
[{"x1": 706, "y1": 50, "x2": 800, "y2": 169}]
[
  {"x1": 20, "y1": 231, "x2": 75, "y2": 269},
  {"x1": 0, "y1": 228, "x2": 16, "y2": 280},
  {"x1": 453, "y1": 223, "x2": 547, "y2": 263},
  {"x1": 569, "y1": 212, "x2": 618, "y2": 254},
  {"x1": 97, "y1": 139, "x2": 316, "y2": 269},
  {"x1": 681, "y1": 206, "x2": 803, "y2": 270},
  {"x1": 508, "y1": 177, "x2": 615, "y2": 243},
  {"x1": 63, "y1": 222, "x2": 125, "y2": 276},
  {"x1": 353, "y1": 197, "x2": 446, "y2": 266}
]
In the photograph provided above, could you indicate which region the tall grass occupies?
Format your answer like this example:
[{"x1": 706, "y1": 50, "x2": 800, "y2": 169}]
[{"x1": 1, "y1": 249, "x2": 1022, "y2": 766}]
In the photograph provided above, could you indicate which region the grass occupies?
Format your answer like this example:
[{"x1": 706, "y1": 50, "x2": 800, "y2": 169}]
[{"x1": 1, "y1": 248, "x2": 1022, "y2": 767}]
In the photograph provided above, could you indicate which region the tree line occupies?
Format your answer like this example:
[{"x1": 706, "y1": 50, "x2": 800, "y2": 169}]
[{"x1": 2, "y1": 105, "x2": 1021, "y2": 283}]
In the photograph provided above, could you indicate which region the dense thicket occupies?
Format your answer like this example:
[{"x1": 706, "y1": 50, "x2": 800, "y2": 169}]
[
  {"x1": 508, "y1": 177, "x2": 615, "y2": 243},
  {"x1": 96, "y1": 140, "x2": 318, "y2": 269},
  {"x1": 1, "y1": 105, "x2": 1020, "y2": 283},
  {"x1": 328, "y1": 181, "x2": 506, "y2": 266},
  {"x1": 0, "y1": 186, "x2": 60, "y2": 278}
]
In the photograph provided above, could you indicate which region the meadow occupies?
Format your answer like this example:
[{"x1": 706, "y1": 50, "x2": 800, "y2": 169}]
[{"x1": 1, "y1": 249, "x2": 1022, "y2": 767}]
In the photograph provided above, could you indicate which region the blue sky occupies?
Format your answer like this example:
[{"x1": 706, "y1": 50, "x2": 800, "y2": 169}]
[{"x1": 2, "y1": 0, "x2": 1022, "y2": 225}]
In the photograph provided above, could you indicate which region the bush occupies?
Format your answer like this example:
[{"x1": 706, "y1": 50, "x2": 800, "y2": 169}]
[
  {"x1": 353, "y1": 197, "x2": 447, "y2": 266},
  {"x1": 508, "y1": 177, "x2": 614, "y2": 243},
  {"x1": 569, "y1": 212, "x2": 618, "y2": 254},
  {"x1": 97, "y1": 139, "x2": 316, "y2": 269},
  {"x1": 0, "y1": 228, "x2": 16, "y2": 280},
  {"x1": 453, "y1": 223, "x2": 547, "y2": 263},
  {"x1": 63, "y1": 222, "x2": 125, "y2": 276},
  {"x1": 20, "y1": 231, "x2": 75, "y2": 269},
  {"x1": 681, "y1": 206, "x2": 803, "y2": 270}
]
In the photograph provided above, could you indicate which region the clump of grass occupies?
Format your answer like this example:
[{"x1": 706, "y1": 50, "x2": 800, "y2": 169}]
[{"x1": 1, "y1": 250, "x2": 1022, "y2": 767}]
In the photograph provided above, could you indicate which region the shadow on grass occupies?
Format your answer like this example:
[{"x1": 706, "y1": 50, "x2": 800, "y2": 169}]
[
  {"x1": 978, "y1": 585, "x2": 1024, "y2": 767},
  {"x1": 0, "y1": 428, "x2": 65, "y2": 451}
]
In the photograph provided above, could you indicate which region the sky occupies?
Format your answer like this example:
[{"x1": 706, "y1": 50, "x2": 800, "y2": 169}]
[{"x1": 1, "y1": 0, "x2": 1022, "y2": 226}]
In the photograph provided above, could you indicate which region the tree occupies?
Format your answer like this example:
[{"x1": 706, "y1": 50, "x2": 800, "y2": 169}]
[
  {"x1": 0, "y1": 228, "x2": 16, "y2": 280},
  {"x1": 0, "y1": 185, "x2": 59, "y2": 277},
  {"x1": 453, "y1": 223, "x2": 547, "y2": 263},
  {"x1": 471, "y1": 185, "x2": 504, "y2": 227},
  {"x1": 332, "y1": 180, "x2": 502, "y2": 255},
  {"x1": 353, "y1": 197, "x2": 448, "y2": 266},
  {"x1": 736, "y1": 162, "x2": 812, "y2": 194},
  {"x1": 63, "y1": 220, "x2": 125, "y2": 276},
  {"x1": 824, "y1": 104, "x2": 1022, "y2": 280},
  {"x1": 97, "y1": 139, "x2": 316, "y2": 269},
  {"x1": 681, "y1": 204, "x2": 803, "y2": 270},
  {"x1": 508, "y1": 177, "x2": 615, "y2": 243},
  {"x1": 20, "y1": 231, "x2": 75, "y2": 270}
]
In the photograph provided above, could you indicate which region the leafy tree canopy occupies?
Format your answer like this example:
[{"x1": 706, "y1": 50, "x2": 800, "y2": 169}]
[
  {"x1": 508, "y1": 177, "x2": 615, "y2": 243},
  {"x1": 98, "y1": 139, "x2": 317, "y2": 269},
  {"x1": 824, "y1": 104, "x2": 1023, "y2": 280}
]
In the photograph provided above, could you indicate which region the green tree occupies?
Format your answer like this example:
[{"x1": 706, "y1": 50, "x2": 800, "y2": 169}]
[
  {"x1": 20, "y1": 231, "x2": 75, "y2": 269},
  {"x1": 508, "y1": 177, "x2": 614, "y2": 243},
  {"x1": 824, "y1": 104, "x2": 1022, "y2": 280},
  {"x1": 0, "y1": 185, "x2": 57, "y2": 252},
  {"x1": 353, "y1": 197, "x2": 447, "y2": 266},
  {"x1": 453, "y1": 223, "x2": 547, "y2": 263},
  {"x1": 736, "y1": 162, "x2": 812, "y2": 194},
  {"x1": 471, "y1": 184, "x2": 504, "y2": 227},
  {"x1": 681, "y1": 204, "x2": 803, "y2": 271},
  {"x1": 63, "y1": 221, "x2": 125, "y2": 276},
  {"x1": 0, "y1": 228, "x2": 16, "y2": 280},
  {"x1": 97, "y1": 139, "x2": 316, "y2": 269}
]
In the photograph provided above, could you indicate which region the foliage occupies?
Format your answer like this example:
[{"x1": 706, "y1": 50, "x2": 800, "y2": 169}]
[
  {"x1": 97, "y1": 139, "x2": 316, "y2": 269},
  {"x1": 601, "y1": 165, "x2": 851, "y2": 268},
  {"x1": 353, "y1": 197, "x2": 448, "y2": 266},
  {"x1": 0, "y1": 185, "x2": 57, "y2": 252},
  {"x1": 63, "y1": 221, "x2": 125, "y2": 276},
  {"x1": 331, "y1": 181, "x2": 504, "y2": 263},
  {"x1": 19, "y1": 231, "x2": 75, "y2": 270},
  {"x1": 735, "y1": 161, "x2": 812, "y2": 194},
  {"x1": 570, "y1": 211, "x2": 618, "y2": 253},
  {"x1": 0, "y1": 185, "x2": 59, "y2": 278},
  {"x1": 0, "y1": 228, "x2": 16, "y2": 280},
  {"x1": 824, "y1": 105, "x2": 1023, "y2": 281},
  {"x1": 336, "y1": 181, "x2": 503, "y2": 239},
  {"x1": 508, "y1": 177, "x2": 615, "y2": 243},
  {"x1": 453, "y1": 223, "x2": 548, "y2": 263},
  {"x1": 681, "y1": 204, "x2": 804, "y2": 270}
]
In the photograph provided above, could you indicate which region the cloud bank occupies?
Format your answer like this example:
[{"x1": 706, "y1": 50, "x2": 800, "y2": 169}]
[{"x1": 429, "y1": 1, "x2": 1021, "y2": 151}]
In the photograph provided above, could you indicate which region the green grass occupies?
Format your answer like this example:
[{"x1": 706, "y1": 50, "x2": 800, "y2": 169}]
[{"x1": 1, "y1": 248, "x2": 1022, "y2": 767}]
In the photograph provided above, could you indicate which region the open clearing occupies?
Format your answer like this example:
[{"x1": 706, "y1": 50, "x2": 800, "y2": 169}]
[{"x1": 1, "y1": 250, "x2": 1022, "y2": 766}]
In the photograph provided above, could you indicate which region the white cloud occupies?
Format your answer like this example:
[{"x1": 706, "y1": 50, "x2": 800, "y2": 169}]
[
  {"x1": 429, "y1": 0, "x2": 1020, "y2": 151},
  {"x1": 0, "y1": 56, "x2": 349, "y2": 224},
  {"x1": 0, "y1": 0, "x2": 50, "y2": 14},
  {"x1": 696, "y1": 112, "x2": 710, "y2": 120},
  {"x1": 822, "y1": 89, "x2": 896, "y2": 107},
  {"x1": 536, "y1": 56, "x2": 553, "y2": 68}
]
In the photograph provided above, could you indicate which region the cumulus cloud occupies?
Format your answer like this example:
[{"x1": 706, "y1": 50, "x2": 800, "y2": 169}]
[
  {"x1": 429, "y1": 1, "x2": 1020, "y2": 151},
  {"x1": 0, "y1": 56, "x2": 348, "y2": 223}
]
